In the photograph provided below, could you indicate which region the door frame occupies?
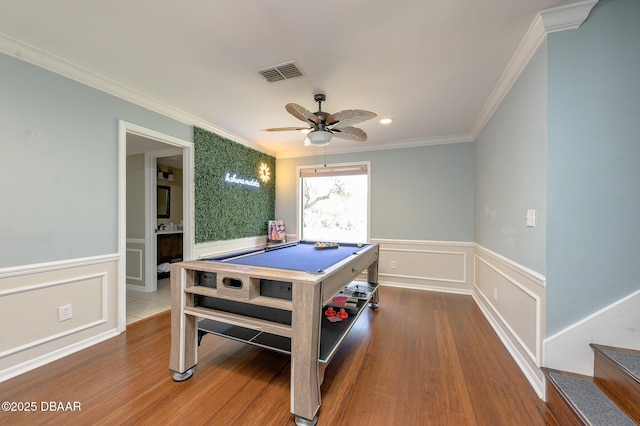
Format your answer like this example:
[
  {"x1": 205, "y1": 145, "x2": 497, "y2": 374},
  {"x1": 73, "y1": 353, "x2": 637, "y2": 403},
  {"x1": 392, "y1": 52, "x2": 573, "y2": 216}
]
[
  {"x1": 144, "y1": 150, "x2": 180, "y2": 293},
  {"x1": 118, "y1": 120, "x2": 194, "y2": 331}
]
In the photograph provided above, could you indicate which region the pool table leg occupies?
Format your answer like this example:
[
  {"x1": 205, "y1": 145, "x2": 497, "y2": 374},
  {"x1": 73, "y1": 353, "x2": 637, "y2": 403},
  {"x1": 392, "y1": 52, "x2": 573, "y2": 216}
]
[
  {"x1": 294, "y1": 416, "x2": 318, "y2": 426},
  {"x1": 318, "y1": 362, "x2": 327, "y2": 385},
  {"x1": 169, "y1": 265, "x2": 198, "y2": 380},
  {"x1": 172, "y1": 368, "x2": 194, "y2": 382},
  {"x1": 368, "y1": 256, "x2": 380, "y2": 308},
  {"x1": 369, "y1": 287, "x2": 380, "y2": 309},
  {"x1": 291, "y1": 282, "x2": 322, "y2": 424}
]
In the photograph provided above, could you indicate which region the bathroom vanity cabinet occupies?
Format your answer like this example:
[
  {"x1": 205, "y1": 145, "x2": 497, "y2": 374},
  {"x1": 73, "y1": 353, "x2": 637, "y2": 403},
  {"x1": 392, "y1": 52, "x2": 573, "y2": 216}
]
[{"x1": 157, "y1": 232, "x2": 183, "y2": 277}]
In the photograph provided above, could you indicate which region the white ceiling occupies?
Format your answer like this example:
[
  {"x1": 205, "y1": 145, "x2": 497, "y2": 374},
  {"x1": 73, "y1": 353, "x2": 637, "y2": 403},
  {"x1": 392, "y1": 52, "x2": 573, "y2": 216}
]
[{"x1": 0, "y1": 0, "x2": 566, "y2": 158}]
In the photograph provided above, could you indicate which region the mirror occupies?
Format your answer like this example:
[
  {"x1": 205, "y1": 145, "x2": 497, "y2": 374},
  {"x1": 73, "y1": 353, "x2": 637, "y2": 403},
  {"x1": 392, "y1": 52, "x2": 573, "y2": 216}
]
[{"x1": 157, "y1": 185, "x2": 170, "y2": 218}]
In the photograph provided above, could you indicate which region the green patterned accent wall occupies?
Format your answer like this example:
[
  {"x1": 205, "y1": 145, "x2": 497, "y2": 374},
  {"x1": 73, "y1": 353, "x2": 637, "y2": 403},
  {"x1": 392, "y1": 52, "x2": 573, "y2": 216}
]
[{"x1": 194, "y1": 127, "x2": 276, "y2": 243}]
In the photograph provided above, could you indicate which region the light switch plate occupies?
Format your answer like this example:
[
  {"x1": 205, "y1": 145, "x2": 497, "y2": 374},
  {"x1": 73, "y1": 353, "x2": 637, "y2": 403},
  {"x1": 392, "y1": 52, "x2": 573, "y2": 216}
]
[{"x1": 526, "y1": 209, "x2": 536, "y2": 227}]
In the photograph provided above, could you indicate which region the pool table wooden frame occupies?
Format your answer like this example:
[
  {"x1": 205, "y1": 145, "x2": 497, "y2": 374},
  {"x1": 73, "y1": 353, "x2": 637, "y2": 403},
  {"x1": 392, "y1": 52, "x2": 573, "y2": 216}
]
[{"x1": 168, "y1": 242, "x2": 379, "y2": 426}]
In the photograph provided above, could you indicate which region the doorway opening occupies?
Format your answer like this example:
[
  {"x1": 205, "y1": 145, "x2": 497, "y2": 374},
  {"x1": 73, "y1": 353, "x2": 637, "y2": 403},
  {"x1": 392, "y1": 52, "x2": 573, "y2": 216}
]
[{"x1": 119, "y1": 121, "x2": 193, "y2": 331}]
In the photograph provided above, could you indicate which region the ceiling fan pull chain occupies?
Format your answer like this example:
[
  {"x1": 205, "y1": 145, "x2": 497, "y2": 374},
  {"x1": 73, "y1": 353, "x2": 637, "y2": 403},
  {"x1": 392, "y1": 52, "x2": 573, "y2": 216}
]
[{"x1": 324, "y1": 144, "x2": 327, "y2": 168}]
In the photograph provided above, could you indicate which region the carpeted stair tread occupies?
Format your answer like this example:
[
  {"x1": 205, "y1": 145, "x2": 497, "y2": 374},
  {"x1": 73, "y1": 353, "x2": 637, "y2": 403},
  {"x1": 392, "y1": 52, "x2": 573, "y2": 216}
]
[
  {"x1": 547, "y1": 370, "x2": 635, "y2": 426},
  {"x1": 600, "y1": 347, "x2": 640, "y2": 382}
]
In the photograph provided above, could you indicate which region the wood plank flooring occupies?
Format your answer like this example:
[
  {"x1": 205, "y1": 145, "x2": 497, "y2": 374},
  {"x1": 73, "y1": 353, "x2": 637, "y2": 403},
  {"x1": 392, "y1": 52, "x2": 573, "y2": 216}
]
[{"x1": 0, "y1": 287, "x2": 557, "y2": 425}]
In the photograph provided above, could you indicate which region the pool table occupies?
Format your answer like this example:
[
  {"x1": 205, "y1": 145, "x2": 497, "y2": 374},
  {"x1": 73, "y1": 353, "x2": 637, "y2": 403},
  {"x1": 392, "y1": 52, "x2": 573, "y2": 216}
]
[{"x1": 169, "y1": 241, "x2": 380, "y2": 426}]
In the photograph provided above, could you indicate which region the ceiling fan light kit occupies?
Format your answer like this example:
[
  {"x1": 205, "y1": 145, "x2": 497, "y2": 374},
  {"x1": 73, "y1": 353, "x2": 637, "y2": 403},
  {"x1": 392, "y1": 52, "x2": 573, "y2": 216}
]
[
  {"x1": 305, "y1": 130, "x2": 333, "y2": 146},
  {"x1": 262, "y1": 93, "x2": 376, "y2": 146}
]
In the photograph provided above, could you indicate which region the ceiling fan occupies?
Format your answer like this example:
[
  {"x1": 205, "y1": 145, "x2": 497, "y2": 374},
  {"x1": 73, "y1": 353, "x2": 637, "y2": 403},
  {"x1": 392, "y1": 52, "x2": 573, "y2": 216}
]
[{"x1": 261, "y1": 94, "x2": 377, "y2": 146}]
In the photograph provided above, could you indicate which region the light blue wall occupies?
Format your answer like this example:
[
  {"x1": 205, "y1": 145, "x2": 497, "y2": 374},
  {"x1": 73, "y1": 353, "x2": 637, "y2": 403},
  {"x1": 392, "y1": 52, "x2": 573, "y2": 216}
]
[
  {"x1": 0, "y1": 52, "x2": 193, "y2": 268},
  {"x1": 474, "y1": 41, "x2": 547, "y2": 274},
  {"x1": 276, "y1": 142, "x2": 475, "y2": 242},
  {"x1": 546, "y1": 0, "x2": 640, "y2": 334}
]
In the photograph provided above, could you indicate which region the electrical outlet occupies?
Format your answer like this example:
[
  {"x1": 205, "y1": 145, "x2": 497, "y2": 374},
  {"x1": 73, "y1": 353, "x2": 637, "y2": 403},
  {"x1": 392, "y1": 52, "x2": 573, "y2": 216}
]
[
  {"x1": 493, "y1": 288, "x2": 498, "y2": 301},
  {"x1": 58, "y1": 304, "x2": 72, "y2": 322},
  {"x1": 391, "y1": 261, "x2": 397, "y2": 269}
]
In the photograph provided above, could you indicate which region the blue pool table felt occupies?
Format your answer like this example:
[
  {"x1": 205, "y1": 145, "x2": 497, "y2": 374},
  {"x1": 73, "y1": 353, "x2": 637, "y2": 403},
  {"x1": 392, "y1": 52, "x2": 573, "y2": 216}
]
[{"x1": 208, "y1": 242, "x2": 369, "y2": 274}]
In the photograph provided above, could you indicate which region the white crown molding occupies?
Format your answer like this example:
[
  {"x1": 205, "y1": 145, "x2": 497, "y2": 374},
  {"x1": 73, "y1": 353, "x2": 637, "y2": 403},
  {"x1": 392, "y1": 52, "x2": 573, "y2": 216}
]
[
  {"x1": 1, "y1": 1, "x2": 598, "y2": 158},
  {"x1": 471, "y1": 15, "x2": 547, "y2": 139},
  {"x1": 471, "y1": 0, "x2": 599, "y2": 140},
  {"x1": 276, "y1": 133, "x2": 475, "y2": 159},
  {"x1": 165, "y1": 0, "x2": 597, "y2": 160},
  {"x1": 540, "y1": 0, "x2": 599, "y2": 33},
  {"x1": 0, "y1": 32, "x2": 273, "y2": 156}
]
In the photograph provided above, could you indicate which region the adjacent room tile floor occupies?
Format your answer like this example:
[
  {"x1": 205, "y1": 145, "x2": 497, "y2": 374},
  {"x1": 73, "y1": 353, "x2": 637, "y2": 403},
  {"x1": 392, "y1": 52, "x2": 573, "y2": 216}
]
[{"x1": 126, "y1": 278, "x2": 170, "y2": 324}]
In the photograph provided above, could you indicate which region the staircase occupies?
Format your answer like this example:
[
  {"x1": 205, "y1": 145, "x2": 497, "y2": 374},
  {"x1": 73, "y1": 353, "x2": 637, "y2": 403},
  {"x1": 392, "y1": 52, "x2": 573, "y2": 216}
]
[{"x1": 543, "y1": 344, "x2": 640, "y2": 425}]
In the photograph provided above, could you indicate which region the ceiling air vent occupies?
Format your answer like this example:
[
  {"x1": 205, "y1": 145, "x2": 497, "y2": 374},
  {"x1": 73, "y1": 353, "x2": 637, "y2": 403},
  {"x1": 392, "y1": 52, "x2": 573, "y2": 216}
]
[{"x1": 258, "y1": 62, "x2": 303, "y2": 83}]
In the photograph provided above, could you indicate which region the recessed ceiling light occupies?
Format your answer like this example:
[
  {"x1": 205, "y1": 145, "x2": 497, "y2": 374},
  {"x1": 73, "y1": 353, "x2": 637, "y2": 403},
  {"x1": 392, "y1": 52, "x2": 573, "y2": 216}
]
[{"x1": 379, "y1": 118, "x2": 393, "y2": 125}]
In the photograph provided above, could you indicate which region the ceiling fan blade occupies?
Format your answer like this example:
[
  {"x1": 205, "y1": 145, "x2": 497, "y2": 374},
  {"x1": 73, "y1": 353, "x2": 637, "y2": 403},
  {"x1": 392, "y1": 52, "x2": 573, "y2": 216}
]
[
  {"x1": 286, "y1": 103, "x2": 320, "y2": 124},
  {"x1": 327, "y1": 109, "x2": 377, "y2": 127},
  {"x1": 331, "y1": 126, "x2": 367, "y2": 142},
  {"x1": 261, "y1": 126, "x2": 310, "y2": 132}
]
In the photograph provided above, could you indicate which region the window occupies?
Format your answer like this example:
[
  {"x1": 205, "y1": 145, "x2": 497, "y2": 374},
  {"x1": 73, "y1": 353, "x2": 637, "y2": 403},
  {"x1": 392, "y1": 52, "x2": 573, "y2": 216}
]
[{"x1": 298, "y1": 163, "x2": 369, "y2": 243}]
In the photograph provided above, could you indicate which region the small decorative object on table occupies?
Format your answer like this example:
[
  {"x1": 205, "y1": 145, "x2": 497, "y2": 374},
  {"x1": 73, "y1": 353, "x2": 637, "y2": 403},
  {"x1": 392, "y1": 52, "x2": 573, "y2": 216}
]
[
  {"x1": 267, "y1": 220, "x2": 287, "y2": 245},
  {"x1": 324, "y1": 307, "x2": 336, "y2": 317},
  {"x1": 314, "y1": 242, "x2": 339, "y2": 250}
]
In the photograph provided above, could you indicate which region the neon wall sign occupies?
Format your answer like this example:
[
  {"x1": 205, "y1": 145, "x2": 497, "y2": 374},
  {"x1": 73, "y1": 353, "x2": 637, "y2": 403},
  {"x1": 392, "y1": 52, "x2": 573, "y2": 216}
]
[
  {"x1": 224, "y1": 172, "x2": 260, "y2": 188},
  {"x1": 224, "y1": 163, "x2": 270, "y2": 188}
]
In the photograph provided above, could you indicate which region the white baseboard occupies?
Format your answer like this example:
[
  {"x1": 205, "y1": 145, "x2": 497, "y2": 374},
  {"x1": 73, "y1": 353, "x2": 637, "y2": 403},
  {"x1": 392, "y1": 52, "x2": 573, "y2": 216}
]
[
  {"x1": 376, "y1": 241, "x2": 545, "y2": 397},
  {"x1": 0, "y1": 256, "x2": 119, "y2": 382},
  {"x1": 12, "y1": 238, "x2": 635, "y2": 398},
  {"x1": 380, "y1": 280, "x2": 472, "y2": 295},
  {"x1": 473, "y1": 291, "x2": 545, "y2": 398},
  {"x1": 0, "y1": 328, "x2": 119, "y2": 383},
  {"x1": 473, "y1": 244, "x2": 546, "y2": 398},
  {"x1": 126, "y1": 283, "x2": 148, "y2": 292},
  {"x1": 544, "y1": 288, "x2": 640, "y2": 376}
]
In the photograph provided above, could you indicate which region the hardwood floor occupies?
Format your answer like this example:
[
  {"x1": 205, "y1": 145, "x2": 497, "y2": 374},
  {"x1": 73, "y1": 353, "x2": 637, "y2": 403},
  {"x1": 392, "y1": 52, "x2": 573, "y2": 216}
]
[{"x1": 0, "y1": 287, "x2": 556, "y2": 425}]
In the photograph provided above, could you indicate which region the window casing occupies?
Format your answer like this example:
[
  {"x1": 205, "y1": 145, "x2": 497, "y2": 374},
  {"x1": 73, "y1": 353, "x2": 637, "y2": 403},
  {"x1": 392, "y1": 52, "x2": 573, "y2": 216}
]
[{"x1": 297, "y1": 162, "x2": 370, "y2": 243}]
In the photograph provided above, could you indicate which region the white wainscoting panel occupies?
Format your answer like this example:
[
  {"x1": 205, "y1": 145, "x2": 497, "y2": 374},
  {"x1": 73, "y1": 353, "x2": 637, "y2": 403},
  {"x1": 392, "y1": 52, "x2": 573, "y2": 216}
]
[
  {"x1": 372, "y1": 239, "x2": 474, "y2": 294},
  {"x1": 0, "y1": 256, "x2": 120, "y2": 382},
  {"x1": 0, "y1": 273, "x2": 107, "y2": 356},
  {"x1": 126, "y1": 248, "x2": 143, "y2": 282},
  {"x1": 126, "y1": 238, "x2": 145, "y2": 290},
  {"x1": 473, "y1": 244, "x2": 546, "y2": 398},
  {"x1": 194, "y1": 235, "x2": 268, "y2": 259}
]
